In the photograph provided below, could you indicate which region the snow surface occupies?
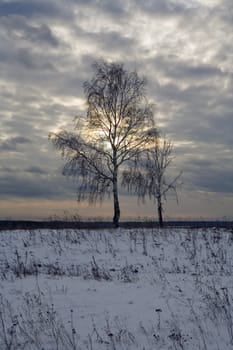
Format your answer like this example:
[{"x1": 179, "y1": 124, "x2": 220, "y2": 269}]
[{"x1": 1, "y1": 227, "x2": 233, "y2": 349}]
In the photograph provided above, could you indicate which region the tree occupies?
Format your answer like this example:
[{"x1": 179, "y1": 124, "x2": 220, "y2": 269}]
[
  {"x1": 49, "y1": 60, "x2": 156, "y2": 227},
  {"x1": 122, "y1": 133, "x2": 182, "y2": 227}
]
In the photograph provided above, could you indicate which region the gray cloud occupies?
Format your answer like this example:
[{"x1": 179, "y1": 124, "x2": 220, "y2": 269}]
[
  {"x1": 0, "y1": 1, "x2": 70, "y2": 19},
  {"x1": 145, "y1": 0, "x2": 199, "y2": 15},
  {"x1": 151, "y1": 56, "x2": 226, "y2": 81},
  {"x1": 0, "y1": 0, "x2": 232, "y2": 218},
  {"x1": 16, "y1": 48, "x2": 56, "y2": 71},
  {"x1": 1, "y1": 16, "x2": 59, "y2": 47},
  {"x1": 183, "y1": 160, "x2": 233, "y2": 194},
  {"x1": 0, "y1": 136, "x2": 31, "y2": 152},
  {"x1": 24, "y1": 166, "x2": 48, "y2": 175},
  {"x1": 0, "y1": 172, "x2": 75, "y2": 199}
]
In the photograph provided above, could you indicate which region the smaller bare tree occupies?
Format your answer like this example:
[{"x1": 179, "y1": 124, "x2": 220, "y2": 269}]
[{"x1": 122, "y1": 134, "x2": 182, "y2": 227}]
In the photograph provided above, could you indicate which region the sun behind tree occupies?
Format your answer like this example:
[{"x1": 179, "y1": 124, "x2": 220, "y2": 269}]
[{"x1": 49, "y1": 60, "x2": 157, "y2": 227}]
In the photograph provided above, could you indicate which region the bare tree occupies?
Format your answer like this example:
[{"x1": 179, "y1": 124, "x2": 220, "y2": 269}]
[
  {"x1": 122, "y1": 134, "x2": 182, "y2": 227},
  {"x1": 49, "y1": 61, "x2": 156, "y2": 227}
]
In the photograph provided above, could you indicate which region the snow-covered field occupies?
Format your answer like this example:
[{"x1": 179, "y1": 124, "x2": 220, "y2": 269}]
[{"x1": 1, "y1": 226, "x2": 233, "y2": 349}]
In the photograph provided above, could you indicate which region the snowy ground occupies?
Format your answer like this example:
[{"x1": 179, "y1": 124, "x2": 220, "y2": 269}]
[{"x1": 1, "y1": 226, "x2": 233, "y2": 349}]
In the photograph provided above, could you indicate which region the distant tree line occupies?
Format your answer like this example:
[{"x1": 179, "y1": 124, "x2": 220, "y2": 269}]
[{"x1": 49, "y1": 60, "x2": 181, "y2": 227}]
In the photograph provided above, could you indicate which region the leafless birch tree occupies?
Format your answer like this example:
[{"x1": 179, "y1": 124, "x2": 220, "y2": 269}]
[
  {"x1": 122, "y1": 134, "x2": 182, "y2": 227},
  {"x1": 49, "y1": 61, "x2": 156, "y2": 227}
]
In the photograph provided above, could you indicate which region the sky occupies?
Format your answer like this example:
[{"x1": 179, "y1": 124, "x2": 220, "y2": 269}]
[{"x1": 0, "y1": 0, "x2": 232, "y2": 221}]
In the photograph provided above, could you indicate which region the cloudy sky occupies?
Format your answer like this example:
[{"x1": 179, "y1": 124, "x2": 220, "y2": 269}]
[{"x1": 0, "y1": 0, "x2": 232, "y2": 221}]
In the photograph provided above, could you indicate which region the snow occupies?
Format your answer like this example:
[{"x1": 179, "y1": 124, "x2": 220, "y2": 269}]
[{"x1": 1, "y1": 227, "x2": 233, "y2": 349}]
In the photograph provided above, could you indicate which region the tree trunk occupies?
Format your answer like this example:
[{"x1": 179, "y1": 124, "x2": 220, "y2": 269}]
[
  {"x1": 157, "y1": 195, "x2": 163, "y2": 228},
  {"x1": 113, "y1": 175, "x2": 120, "y2": 228},
  {"x1": 112, "y1": 153, "x2": 120, "y2": 228}
]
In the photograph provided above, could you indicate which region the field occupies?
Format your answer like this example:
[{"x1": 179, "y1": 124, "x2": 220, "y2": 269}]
[{"x1": 1, "y1": 226, "x2": 233, "y2": 349}]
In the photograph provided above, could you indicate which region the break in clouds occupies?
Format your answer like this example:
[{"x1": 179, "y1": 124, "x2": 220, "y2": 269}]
[{"x1": 0, "y1": 0, "x2": 232, "y2": 219}]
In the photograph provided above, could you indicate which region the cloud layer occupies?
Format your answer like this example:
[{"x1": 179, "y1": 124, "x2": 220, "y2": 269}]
[{"x1": 0, "y1": 0, "x2": 232, "y2": 219}]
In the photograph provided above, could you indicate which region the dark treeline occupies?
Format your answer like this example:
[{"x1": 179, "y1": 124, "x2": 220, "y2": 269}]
[{"x1": 0, "y1": 220, "x2": 232, "y2": 231}]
